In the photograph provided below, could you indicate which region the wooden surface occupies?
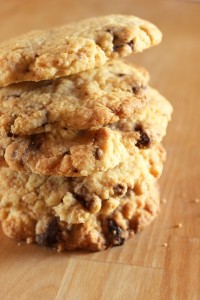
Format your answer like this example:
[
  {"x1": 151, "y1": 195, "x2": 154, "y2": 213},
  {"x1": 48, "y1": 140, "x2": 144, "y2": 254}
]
[{"x1": 0, "y1": 1, "x2": 200, "y2": 299}]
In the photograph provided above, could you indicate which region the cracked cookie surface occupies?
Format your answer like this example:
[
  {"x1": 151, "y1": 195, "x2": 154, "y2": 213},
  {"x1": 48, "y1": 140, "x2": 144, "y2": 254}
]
[
  {"x1": 0, "y1": 59, "x2": 149, "y2": 136},
  {"x1": 0, "y1": 182, "x2": 160, "y2": 251},
  {"x1": 3, "y1": 127, "x2": 139, "y2": 176},
  {"x1": 0, "y1": 15, "x2": 162, "y2": 87},
  {"x1": 0, "y1": 144, "x2": 165, "y2": 226},
  {"x1": 109, "y1": 88, "x2": 173, "y2": 145}
]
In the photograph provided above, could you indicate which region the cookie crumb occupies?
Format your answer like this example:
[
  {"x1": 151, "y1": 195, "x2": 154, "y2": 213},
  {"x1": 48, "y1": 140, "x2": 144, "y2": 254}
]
[
  {"x1": 17, "y1": 242, "x2": 21, "y2": 246},
  {"x1": 161, "y1": 198, "x2": 167, "y2": 204},
  {"x1": 72, "y1": 167, "x2": 79, "y2": 173},
  {"x1": 175, "y1": 223, "x2": 183, "y2": 228},
  {"x1": 162, "y1": 243, "x2": 168, "y2": 247},
  {"x1": 26, "y1": 237, "x2": 34, "y2": 244},
  {"x1": 193, "y1": 198, "x2": 200, "y2": 203}
]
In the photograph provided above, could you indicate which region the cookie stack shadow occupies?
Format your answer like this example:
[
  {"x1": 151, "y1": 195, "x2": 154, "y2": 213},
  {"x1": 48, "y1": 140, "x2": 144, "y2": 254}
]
[{"x1": 0, "y1": 15, "x2": 172, "y2": 251}]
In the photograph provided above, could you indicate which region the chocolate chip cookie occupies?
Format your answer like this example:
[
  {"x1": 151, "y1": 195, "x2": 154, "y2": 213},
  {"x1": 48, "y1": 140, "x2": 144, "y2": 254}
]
[
  {"x1": 0, "y1": 144, "x2": 165, "y2": 226},
  {"x1": 0, "y1": 176, "x2": 160, "y2": 251},
  {"x1": 0, "y1": 60, "x2": 149, "y2": 136},
  {"x1": 0, "y1": 87, "x2": 171, "y2": 176},
  {"x1": 0, "y1": 15, "x2": 162, "y2": 87},
  {"x1": 3, "y1": 127, "x2": 139, "y2": 176}
]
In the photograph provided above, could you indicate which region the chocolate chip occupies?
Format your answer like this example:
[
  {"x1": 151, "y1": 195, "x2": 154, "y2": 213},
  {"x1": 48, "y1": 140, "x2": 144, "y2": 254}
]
[
  {"x1": 134, "y1": 123, "x2": 143, "y2": 132},
  {"x1": 113, "y1": 34, "x2": 134, "y2": 52},
  {"x1": 75, "y1": 194, "x2": 93, "y2": 211},
  {"x1": 7, "y1": 130, "x2": 13, "y2": 137},
  {"x1": 7, "y1": 126, "x2": 19, "y2": 138},
  {"x1": 28, "y1": 135, "x2": 42, "y2": 151},
  {"x1": 108, "y1": 219, "x2": 122, "y2": 237},
  {"x1": 127, "y1": 40, "x2": 134, "y2": 49},
  {"x1": 112, "y1": 33, "x2": 125, "y2": 52},
  {"x1": 107, "y1": 219, "x2": 125, "y2": 247},
  {"x1": 75, "y1": 194, "x2": 86, "y2": 206},
  {"x1": 113, "y1": 34, "x2": 119, "y2": 43},
  {"x1": 113, "y1": 184, "x2": 126, "y2": 196},
  {"x1": 106, "y1": 28, "x2": 113, "y2": 34},
  {"x1": 118, "y1": 73, "x2": 125, "y2": 77},
  {"x1": 94, "y1": 147, "x2": 103, "y2": 160},
  {"x1": 134, "y1": 124, "x2": 150, "y2": 149},
  {"x1": 84, "y1": 199, "x2": 95, "y2": 211},
  {"x1": 36, "y1": 218, "x2": 60, "y2": 247},
  {"x1": 72, "y1": 167, "x2": 79, "y2": 173},
  {"x1": 132, "y1": 85, "x2": 140, "y2": 94},
  {"x1": 136, "y1": 132, "x2": 150, "y2": 149},
  {"x1": 63, "y1": 149, "x2": 71, "y2": 155}
]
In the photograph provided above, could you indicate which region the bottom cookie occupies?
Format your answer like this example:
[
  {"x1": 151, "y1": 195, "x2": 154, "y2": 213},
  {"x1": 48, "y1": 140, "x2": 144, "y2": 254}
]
[{"x1": 0, "y1": 184, "x2": 160, "y2": 251}]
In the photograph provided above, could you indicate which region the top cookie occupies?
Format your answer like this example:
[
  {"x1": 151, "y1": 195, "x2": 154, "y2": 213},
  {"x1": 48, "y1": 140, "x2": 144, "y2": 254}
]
[{"x1": 0, "y1": 15, "x2": 162, "y2": 86}]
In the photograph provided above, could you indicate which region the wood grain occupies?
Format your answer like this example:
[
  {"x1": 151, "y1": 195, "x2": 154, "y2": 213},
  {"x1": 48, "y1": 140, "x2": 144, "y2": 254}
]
[{"x1": 0, "y1": 0, "x2": 200, "y2": 299}]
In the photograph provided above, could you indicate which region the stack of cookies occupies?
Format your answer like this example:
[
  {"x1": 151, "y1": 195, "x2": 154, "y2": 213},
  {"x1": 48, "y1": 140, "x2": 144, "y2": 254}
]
[{"x1": 0, "y1": 15, "x2": 172, "y2": 251}]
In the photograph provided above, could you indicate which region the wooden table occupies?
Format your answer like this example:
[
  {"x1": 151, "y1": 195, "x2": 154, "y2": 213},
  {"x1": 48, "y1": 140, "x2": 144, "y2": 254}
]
[{"x1": 0, "y1": 1, "x2": 199, "y2": 299}]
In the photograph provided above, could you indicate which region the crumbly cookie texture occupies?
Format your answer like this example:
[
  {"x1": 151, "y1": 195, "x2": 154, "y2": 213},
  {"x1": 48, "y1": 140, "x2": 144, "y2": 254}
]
[
  {"x1": 0, "y1": 181, "x2": 160, "y2": 251},
  {"x1": 0, "y1": 60, "x2": 149, "y2": 136},
  {"x1": 110, "y1": 88, "x2": 173, "y2": 145},
  {"x1": 3, "y1": 127, "x2": 139, "y2": 176},
  {"x1": 0, "y1": 15, "x2": 162, "y2": 87},
  {"x1": 0, "y1": 144, "x2": 165, "y2": 225},
  {"x1": 0, "y1": 87, "x2": 171, "y2": 177}
]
